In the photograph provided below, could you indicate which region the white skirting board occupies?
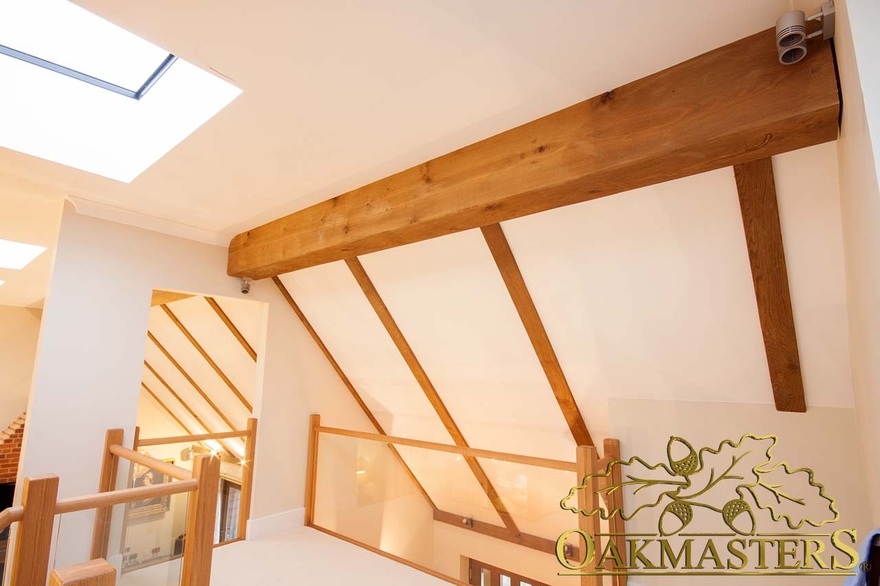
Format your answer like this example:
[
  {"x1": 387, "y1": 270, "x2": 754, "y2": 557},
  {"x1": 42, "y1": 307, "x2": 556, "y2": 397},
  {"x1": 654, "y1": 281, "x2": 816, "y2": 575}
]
[{"x1": 246, "y1": 508, "x2": 305, "y2": 540}]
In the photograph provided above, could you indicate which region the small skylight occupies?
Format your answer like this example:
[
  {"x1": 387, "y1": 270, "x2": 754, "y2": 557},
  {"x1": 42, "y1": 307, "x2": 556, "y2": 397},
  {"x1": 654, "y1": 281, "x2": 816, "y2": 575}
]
[
  {"x1": 0, "y1": 0, "x2": 174, "y2": 98},
  {"x1": 0, "y1": 239, "x2": 47, "y2": 270},
  {"x1": 0, "y1": 0, "x2": 242, "y2": 182},
  {"x1": 0, "y1": 281, "x2": 5, "y2": 288}
]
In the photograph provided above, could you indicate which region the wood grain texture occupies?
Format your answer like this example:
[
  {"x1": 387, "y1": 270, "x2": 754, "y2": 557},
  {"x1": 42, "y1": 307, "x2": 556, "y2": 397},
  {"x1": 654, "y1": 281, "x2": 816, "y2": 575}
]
[
  {"x1": 304, "y1": 414, "x2": 320, "y2": 526},
  {"x1": 151, "y1": 290, "x2": 194, "y2": 307},
  {"x1": 137, "y1": 429, "x2": 250, "y2": 447},
  {"x1": 734, "y1": 158, "x2": 806, "y2": 412},
  {"x1": 577, "y1": 446, "x2": 601, "y2": 586},
  {"x1": 318, "y1": 425, "x2": 576, "y2": 472},
  {"x1": 91, "y1": 429, "x2": 124, "y2": 560},
  {"x1": 160, "y1": 305, "x2": 253, "y2": 412},
  {"x1": 141, "y1": 383, "x2": 194, "y2": 436},
  {"x1": 205, "y1": 297, "x2": 257, "y2": 361},
  {"x1": 272, "y1": 276, "x2": 437, "y2": 510},
  {"x1": 228, "y1": 29, "x2": 839, "y2": 279},
  {"x1": 237, "y1": 417, "x2": 258, "y2": 539},
  {"x1": 50, "y1": 559, "x2": 116, "y2": 586},
  {"x1": 56, "y1": 480, "x2": 197, "y2": 514},
  {"x1": 346, "y1": 258, "x2": 518, "y2": 532},
  {"x1": 11, "y1": 474, "x2": 59, "y2": 586},
  {"x1": 147, "y1": 331, "x2": 238, "y2": 431},
  {"x1": 602, "y1": 439, "x2": 626, "y2": 585},
  {"x1": 108, "y1": 445, "x2": 192, "y2": 480},
  {"x1": 181, "y1": 455, "x2": 221, "y2": 586},
  {"x1": 481, "y1": 224, "x2": 594, "y2": 446}
]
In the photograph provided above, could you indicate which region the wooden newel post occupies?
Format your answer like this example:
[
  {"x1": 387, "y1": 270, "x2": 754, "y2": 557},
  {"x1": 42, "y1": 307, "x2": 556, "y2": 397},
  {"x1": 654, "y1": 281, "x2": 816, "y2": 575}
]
[
  {"x1": 91, "y1": 429, "x2": 124, "y2": 560},
  {"x1": 576, "y1": 445, "x2": 600, "y2": 586},
  {"x1": 237, "y1": 417, "x2": 258, "y2": 539},
  {"x1": 304, "y1": 414, "x2": 320, "y2": 526},
  {"x1": 181, "y1": 454, "x2": 221, "y2": 586},
  {"x1": 12, "y1": 474, "x2": 60, "y2": 586},
  {"x1": 602, "y1": 439, "x2": 627, "y2": 586}
]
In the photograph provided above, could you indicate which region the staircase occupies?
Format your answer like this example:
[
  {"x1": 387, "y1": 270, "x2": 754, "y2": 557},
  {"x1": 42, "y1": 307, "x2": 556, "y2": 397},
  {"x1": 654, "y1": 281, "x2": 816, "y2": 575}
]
[{"x1": 0, "y1": 413, "x2": 25, "y2": 483}]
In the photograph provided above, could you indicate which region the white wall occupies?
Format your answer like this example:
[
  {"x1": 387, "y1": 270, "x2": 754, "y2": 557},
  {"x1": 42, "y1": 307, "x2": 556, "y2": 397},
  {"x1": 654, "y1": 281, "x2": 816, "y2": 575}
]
[
  {"x1": 17, "y1": 203, "x2": 379, "y2": 568},
  {"x1": 0, "y1": 306, "x2": 40, "y2": 430},
  {"x1": 834, "y1": 0, "x2": 880, "y2": 524}
]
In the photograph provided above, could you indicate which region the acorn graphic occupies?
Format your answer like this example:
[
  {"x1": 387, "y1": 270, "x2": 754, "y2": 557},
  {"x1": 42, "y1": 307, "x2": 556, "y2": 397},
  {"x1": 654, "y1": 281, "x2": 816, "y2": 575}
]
[
  {"x1": 667, "y1": 437, "x2": 699, "y2": 477},
  {"x1": 722, "y1": 498, "x2": 756, "y2": 535},
  {"x1": 659, "y1": 500, "x2": 693, "y2": 536}
]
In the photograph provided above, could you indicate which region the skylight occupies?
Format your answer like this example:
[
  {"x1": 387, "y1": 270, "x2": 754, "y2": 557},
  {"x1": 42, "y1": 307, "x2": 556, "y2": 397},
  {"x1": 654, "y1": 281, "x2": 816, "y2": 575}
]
[
  {"x1": 0, "y1": 0, "x2": 174, "y2": 98},
  {"x1": 0, "y1": 281, "x2": 5, "y2": 288},
  {"x1": 0, "y1": 239, "x2": 47, "y2": 270},
  {"x1": 0, "y1": 1, "x2": 242, "y2": 182}
]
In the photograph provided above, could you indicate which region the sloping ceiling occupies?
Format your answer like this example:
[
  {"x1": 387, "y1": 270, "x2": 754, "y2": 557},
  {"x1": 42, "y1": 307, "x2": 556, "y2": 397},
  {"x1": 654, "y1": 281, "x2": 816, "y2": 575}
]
[
  {"x1": 137, "y1": 294, "x2": 263, "y2": 455},
  {"x1": 278, "y1": 142, "x2": 853, "y2": 536}
]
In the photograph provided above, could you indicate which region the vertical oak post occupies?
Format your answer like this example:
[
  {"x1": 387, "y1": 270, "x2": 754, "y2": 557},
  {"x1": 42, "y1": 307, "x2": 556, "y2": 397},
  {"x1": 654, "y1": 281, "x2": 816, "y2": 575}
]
[
  {"x1": 304, "y1": 414, "x2": 321, "y2": 526},
  {"x1": 181, "y1": 454, "x2": 221, "y2": 586},
  {"x1": 12, "y1": 474, "x2": 60, "y2": 586},
  {"x1": 132, "y1": 426, "x2": 140, "y2": 451},
  {"x1": 603, "y1": 439, "x2": 627, "y2": 586},
  {"x1": 90, "y1": 429, "x2": 124, "y2": 560},
  {"x1": 237, "y1": 418, "x2": 258, "y2": 539},
  {"x1": 576, "y1": 446, "x2": 600, "y2": 586}
]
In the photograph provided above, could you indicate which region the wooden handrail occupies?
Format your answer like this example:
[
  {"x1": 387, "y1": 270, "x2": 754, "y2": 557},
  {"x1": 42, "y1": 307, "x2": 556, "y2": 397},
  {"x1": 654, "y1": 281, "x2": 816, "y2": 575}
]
[
  {"x1": 108, "y1": 444, "x2": 192, "y2": 480},
  {"x1": 316, "y1": 425, "x2": 577, "y2": 472},
  {"x1": 56, "y1": 479, "x2": 198, "y2": 514},
  {"x1": 0, "y1": 505, "x2": 24, "y2": 531},
  {"x1": 137, "y1": 429, "x2": 250, "y2": 447}
]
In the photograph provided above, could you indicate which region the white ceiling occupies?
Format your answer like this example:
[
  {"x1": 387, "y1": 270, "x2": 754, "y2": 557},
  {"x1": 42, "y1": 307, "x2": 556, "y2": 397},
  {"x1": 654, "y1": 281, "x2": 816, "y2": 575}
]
[
  {"x1": 0, "y1": 0, "x2": 813, "y2": 245},
  {"x1": 0, "y1": 175, "x2": 64, "y2": 307}
]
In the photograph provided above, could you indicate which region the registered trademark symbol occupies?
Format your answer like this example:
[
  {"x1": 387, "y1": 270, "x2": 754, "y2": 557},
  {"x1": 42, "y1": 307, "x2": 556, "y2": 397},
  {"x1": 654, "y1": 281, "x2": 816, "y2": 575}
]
[{"x1": 860, "y1": 561, "x2": 872, "y2": 572}]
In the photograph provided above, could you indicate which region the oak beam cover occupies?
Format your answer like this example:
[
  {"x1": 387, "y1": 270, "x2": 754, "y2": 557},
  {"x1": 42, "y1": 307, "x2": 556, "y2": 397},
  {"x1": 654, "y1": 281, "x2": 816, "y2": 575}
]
[
  {"x1": 734, "y1": 158, "x2": 806, "y2": 412},
  {"x1": 346, "y1": 257, "x2": 519, "y2": 532},
  {"x1": 228, "y1": 29, "x2": 839, "y2": 279},
  {"x1": 481, "y1": 224, "x2": 594, "y2": 446},
  {"x1": 272, "y1": 276, "x2": 437, "y2": 510}
]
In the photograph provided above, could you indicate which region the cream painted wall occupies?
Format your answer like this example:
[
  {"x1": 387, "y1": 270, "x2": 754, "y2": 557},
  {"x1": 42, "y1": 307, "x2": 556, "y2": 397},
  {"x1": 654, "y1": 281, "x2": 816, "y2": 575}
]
[
  {"x1": 833, "y1": 0, "x2": 880, "y2": 524},
  {"x1": 0, "y1": 306, "x2": 40, "y2": 430},
  {"x1": 16, "y1": 203, "x2": 379, "y2": 568}
]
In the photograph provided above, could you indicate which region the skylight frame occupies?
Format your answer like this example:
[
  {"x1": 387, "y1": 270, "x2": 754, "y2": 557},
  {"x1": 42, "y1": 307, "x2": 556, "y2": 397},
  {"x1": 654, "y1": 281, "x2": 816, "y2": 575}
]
[{"x1": 0, "y1": 43, "x2": 177, "y2": 100}]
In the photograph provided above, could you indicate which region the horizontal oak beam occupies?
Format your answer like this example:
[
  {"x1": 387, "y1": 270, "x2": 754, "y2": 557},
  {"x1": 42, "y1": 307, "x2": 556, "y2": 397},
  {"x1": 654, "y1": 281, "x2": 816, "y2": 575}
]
[
  {"x1": 734, "y1": 158, "x2": 806, "y2": 412},
  {"x1": 228, "y1": 28, "x2": 838, "y2": 279}
]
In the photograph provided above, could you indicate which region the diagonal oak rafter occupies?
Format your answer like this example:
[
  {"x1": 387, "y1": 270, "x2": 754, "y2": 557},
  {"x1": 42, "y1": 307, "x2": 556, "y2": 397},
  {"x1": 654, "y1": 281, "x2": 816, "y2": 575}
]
[
  {"x1": 345, "y1": 257, "x2": 519, "y2": 532},
  {"x1": 160, "y1": 304, "x2": 253, "y2": 412},
  {"x1": 142, "y1": 361, "x2": 239, "y2": 458},
  {"x1": 205, "y1": 297, "x2": 257, "y2": 361},
  {"x1": 271, "y1": 276, "x2": 437, "y2": 510},
  {"x1": 481, "y1": 223, "x2": 594, "y2": 446},
  {"x1": 734, "y1": 158, "x2": 806, "y2": 412},
  {"x1": 147, "y1": 331, "x2": 239, "y2": 431}
]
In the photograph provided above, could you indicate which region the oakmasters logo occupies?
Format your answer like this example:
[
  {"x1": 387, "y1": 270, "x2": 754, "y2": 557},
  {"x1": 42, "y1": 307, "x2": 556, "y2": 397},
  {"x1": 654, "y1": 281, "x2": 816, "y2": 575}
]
[{"x1": 555, "y1": 435, "x2": 859, "y2": 578}]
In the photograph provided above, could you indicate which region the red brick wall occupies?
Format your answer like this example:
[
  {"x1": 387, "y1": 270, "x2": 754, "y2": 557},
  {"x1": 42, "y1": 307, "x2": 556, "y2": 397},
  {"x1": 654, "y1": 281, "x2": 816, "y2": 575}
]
[{"x1": 0, "y1": 413, "x2": 25, "y2": 484}]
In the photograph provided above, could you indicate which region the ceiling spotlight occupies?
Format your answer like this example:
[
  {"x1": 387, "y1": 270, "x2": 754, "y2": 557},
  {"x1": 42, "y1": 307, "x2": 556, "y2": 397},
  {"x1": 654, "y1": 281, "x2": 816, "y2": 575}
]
[{"x1": 776, "y1": 1, "x2": 835, "y2": 65}]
